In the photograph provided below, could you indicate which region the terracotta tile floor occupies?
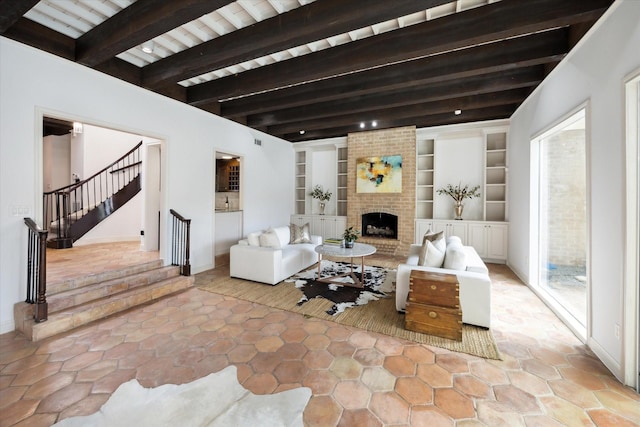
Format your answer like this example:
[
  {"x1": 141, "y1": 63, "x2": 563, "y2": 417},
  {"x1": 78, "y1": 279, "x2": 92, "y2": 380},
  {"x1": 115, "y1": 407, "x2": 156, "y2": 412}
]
[{"x1": 1, "y1": 242, "x2": 639, "y2": 426}]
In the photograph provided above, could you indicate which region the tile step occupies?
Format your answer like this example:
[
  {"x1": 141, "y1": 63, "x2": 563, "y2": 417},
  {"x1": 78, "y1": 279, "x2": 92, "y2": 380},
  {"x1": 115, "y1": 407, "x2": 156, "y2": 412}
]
[
  {"x1": 47, "y1": 259, "x2": 165, "y2": 294},
  {"x1": 47, "y1": 266, "x2": 182, "y2": 313},
  {"x1": 16, "y1": 275, "x2": 194, "y2": 341}
]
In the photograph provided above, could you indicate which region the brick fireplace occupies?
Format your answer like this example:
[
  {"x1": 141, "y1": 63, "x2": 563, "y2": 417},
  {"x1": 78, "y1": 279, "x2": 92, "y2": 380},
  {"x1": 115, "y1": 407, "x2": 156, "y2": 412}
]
[{"x1": 346, "y1": 126, "x2": 416, "y2": 256}]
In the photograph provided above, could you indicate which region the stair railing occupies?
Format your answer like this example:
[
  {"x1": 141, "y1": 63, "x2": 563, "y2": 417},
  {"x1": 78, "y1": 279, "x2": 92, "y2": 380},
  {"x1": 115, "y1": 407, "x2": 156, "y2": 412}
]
[
  {"x1": 170, "y1": 209, "x2": 191, "y2": 276},
  {"x1": 44, "y1": 141, "x2": 142, "y2": 245},
  {"x1": 24, "y1": 218, "x2": 48, "y2": 322}
]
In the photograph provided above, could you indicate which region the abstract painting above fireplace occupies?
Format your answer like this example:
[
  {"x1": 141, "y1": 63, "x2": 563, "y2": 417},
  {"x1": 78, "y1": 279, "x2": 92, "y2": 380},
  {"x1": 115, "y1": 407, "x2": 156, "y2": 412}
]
[{"x1": 356, "y1": 155, "x2": 402, "y2": 193}]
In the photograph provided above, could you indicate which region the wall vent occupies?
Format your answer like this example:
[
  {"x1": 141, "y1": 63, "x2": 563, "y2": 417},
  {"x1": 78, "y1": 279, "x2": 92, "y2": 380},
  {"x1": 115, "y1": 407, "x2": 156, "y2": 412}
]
[{"x1": 254, "y1": 138, "x2": 262, "y2": 146}]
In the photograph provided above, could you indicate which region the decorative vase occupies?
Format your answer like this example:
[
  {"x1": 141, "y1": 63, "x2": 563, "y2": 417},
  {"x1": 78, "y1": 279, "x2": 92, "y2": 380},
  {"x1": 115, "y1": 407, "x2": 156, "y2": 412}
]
[
  {"x1": 319, "y1": 202, "x2": 326, "y2": 215},
  {"x1": 454, "y1": 202, "x2": 464, "y2": 220},
  {"x1": 345, "y1": 240, "x2": 354, "y2": 248}
]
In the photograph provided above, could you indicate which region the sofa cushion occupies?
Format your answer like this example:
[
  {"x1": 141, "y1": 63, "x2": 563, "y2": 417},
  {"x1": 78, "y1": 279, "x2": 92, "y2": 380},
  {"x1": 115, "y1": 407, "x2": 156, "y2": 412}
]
[
  {"x1": 444, "y1": 237, "x2": 466, "y2": 270},
  {"x1": 273, "y1": 226, "x2": 291, "y2": 247},
  {"x1": 247, "y1": 231, "x2": 262, "y2": 246},
  {"x1": 289, "y1": 223, "x2": 312, "y2": 244},
  {"x1": 418, "y1": 230, "x2": 445, "y2": 267},
  {"x1": 259, "y1": 228, "x2": 282, "y2": 248}
]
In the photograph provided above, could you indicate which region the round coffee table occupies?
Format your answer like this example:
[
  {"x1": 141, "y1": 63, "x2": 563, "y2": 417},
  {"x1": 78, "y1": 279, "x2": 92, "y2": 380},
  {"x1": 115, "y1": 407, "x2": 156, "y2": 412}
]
[{"x1": 314, "y1": 242, "x2": 377, "y2": 288}]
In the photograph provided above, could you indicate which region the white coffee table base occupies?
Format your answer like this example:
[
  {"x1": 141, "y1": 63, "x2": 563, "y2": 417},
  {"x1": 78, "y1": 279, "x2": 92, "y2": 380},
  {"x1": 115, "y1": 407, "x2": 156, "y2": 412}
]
[{"x1": 314, "y1": 243, "x2": 377, "y2": 288}]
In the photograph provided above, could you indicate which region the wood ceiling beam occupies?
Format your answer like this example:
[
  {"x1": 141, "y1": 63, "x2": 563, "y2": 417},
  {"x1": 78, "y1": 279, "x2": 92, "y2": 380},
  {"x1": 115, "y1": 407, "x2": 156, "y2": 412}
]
[
  {"x1": 283, "y1": 105, "x2": 517, "y2": 142},
  {"x1": 188, "y1": 0, "x2": 612, "y2": 105},
  {"x1": 268, "y1": 88, "x2": 531, "y2": 136},
  {"x1": 142, "y1": 0, "x2": 450, "y2": 88},
  {"x1": 1, "y1": 17, "x2": 75, "y2": 60},
  {"x1": 0, "y1": 0, "x2": 39, "y2": 33},
  {"x1": 220, "y1": 29, "x2": 568, "y2": 117},
  {"x1": 76, "y1": 0, "x2": 235, "y2": 67},
  {"x1": 248, "y1": 67, "x2": 543, "y2": 128}
]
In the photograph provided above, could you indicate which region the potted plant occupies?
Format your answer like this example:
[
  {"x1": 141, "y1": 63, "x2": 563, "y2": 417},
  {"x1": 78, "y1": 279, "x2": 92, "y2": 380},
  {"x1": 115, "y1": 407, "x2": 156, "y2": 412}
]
[
  {"x1": 436, "y1": 183, "x2": 481, "y2": 220},
  {"x1": 310, "y1": 185, "x2": 332, "y2": 215},
  {"x1": 342, "y1": 226, "x2": 359, "y2": 248}
]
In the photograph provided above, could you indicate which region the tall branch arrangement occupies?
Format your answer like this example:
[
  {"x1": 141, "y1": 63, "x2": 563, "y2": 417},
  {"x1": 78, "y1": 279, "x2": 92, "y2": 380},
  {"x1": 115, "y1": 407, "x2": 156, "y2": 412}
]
[
  {"x1": 437, "y1": 183, "x2": 481, "y2": 203},
  {"x1": 310, "y1": 185, "x2": 332, "y2": 202}
]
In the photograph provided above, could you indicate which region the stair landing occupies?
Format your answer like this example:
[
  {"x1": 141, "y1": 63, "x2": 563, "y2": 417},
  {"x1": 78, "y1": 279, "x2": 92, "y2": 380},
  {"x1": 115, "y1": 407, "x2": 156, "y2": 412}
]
[{"x1": 14, "y1": 242, "x2": 194, "y2": 341}]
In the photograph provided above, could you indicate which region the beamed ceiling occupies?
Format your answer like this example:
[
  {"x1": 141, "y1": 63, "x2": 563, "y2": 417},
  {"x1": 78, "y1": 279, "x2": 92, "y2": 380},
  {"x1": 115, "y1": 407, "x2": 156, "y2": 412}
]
[{"x1": 1, "y1": 0, "x2": 614, "y2": 142}]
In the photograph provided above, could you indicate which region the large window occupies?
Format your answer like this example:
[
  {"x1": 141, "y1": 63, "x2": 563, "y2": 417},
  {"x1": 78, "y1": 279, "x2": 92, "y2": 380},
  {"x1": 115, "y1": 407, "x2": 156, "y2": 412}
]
[{"x1": 531, "y1": 109, "x2": 588, "y2": 340}]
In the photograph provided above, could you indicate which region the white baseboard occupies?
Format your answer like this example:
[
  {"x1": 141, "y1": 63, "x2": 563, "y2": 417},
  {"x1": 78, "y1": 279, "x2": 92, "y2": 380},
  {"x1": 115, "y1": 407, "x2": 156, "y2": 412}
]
[
  {"x1": 589, "y1": 336, "x2": 624, "y2": 383},
  {"x1": 1, "y1": 319, "x2": 15, "y2": 335}
]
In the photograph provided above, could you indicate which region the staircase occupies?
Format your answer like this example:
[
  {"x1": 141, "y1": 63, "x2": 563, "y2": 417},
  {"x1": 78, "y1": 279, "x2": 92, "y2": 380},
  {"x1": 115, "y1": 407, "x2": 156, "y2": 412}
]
[
  {"x1": 14, "y1": 260, "x2": 194, "y2": 341},
  {"x1": 44, "y1": 142, "x2": 142, "y2": 249}
]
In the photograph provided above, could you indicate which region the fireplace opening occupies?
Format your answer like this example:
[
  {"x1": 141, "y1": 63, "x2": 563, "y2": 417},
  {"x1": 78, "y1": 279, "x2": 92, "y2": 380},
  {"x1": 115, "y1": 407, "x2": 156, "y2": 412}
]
[{"x1": 362, "y1": 212, "x2": 398, "y2": 239}]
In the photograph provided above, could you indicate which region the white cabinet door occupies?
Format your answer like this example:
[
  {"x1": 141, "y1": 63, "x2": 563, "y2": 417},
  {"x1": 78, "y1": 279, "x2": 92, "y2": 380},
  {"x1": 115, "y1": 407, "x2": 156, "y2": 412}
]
[
  {"x1": 466, "y1": 222, "x2": 508, "y2": 261},
  {"x1": 486, "y1": 223, "x2": 508, "y2": 260},
  {"x1": 432, "y1": 220, "x2": 467, "y2": 243},
  {"x1": 290, "y1": 215, "x2": 313, "y2": 227},
  {"x1": 322, "y1": 217, "x2": 338, "y2": 239},
  {"x1": 307, "y1": 215, "x2": 347, "y2": 240},
  {"x1": 467, "y1": 223, "x2": 488, "y2": 258},
  {"x1": 334, "y1": 216, "x2": 347, "y2": 239},
  {"x1": 310, "y1": 216, "x2": 325, "y2": 237},
  {"x1": 415, "y1": 220, "x2": 434, "y2": 243}
]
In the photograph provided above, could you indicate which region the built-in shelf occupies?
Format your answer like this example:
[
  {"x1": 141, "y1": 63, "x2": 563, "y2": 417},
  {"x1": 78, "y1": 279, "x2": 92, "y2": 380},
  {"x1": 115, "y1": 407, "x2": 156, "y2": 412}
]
[
  {"x1": 295, "y1": 150, "x2": 306, "y2": 214},
  {"x1": 337, "y1": 146, "x2": 347, "y2": 216},
  {"x1": 416, "y1": 138, "x2": 435, "y2": 219},
  {"x1": 484, "y1": 132, "x2": 507, "y2": 221}
]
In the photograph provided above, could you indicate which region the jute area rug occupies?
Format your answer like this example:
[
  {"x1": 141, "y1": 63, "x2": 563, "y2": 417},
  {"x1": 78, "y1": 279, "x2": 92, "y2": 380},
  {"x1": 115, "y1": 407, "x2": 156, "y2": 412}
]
[{"x1": 196, "y1": 264, "x2": 501, "y2": 360}]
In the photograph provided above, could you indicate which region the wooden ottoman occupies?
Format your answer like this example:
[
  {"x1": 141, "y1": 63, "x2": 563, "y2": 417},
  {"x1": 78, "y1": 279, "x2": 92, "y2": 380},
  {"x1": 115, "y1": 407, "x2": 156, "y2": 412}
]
[{"x1": 404, "y1": 270, "x2": 462, "y2": 341}]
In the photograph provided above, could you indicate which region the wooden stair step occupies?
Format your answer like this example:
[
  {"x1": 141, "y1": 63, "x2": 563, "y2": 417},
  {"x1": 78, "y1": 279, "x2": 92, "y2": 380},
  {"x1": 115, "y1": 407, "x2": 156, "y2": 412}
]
[
  {"x1": 26, "y1": 275, "x2": 194, "y2": 341},
  {"x1": 47, "y1": 266, "x2": 181, "y2": 313}
]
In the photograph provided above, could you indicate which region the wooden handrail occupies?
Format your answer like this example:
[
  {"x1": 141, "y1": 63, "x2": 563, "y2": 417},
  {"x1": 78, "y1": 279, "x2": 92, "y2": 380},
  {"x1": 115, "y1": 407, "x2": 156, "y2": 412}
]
[
  {"x1": 110, "y1": 160, "x2": 142, "y2": 174},
  {"x1": 45, "y1": 141, "x2": 143, "y2": 196},
  {"x1": 24, "y1": 218, "x2": 48, "y2": 322},
  {"x1": 170, "y1": 209, "x2": 191, "y2": 276}
]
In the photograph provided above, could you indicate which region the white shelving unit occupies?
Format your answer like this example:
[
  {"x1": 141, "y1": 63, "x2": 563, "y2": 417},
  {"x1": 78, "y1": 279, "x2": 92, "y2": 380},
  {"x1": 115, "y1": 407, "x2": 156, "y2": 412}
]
[
  {"x1": 295, "y1": 150, "x2": 306, "y2": 214},
  {"x1": 416, "y1": 138, "x2": 435, "y2": 219},
  {"x1": 484, "y1": 132, "x2": 507, "y2": 222},
  {"x1": 336, "y1": 146, "x2": 348, "y2": 217}
]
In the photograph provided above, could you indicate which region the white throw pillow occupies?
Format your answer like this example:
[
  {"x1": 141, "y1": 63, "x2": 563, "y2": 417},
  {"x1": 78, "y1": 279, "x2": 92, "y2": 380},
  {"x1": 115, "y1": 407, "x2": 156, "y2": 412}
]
[
  {"x1": 289, "y1": 223, "x2": 312, "y2": 244},
  {"x1": 418, "y1": 229, "x2": 445, "y2": 267},
  {"x1": 259, "y1": 228, "x2": 282, "y2": 248},
  {"x1": 247, "y1": 231, "x2": 261, "y2": 247},
  {"x1": 418, "y1": 240, "x2": 446, "y2": 267},
  {"x1": 444, "y1": 238, "x2": 466, "y2": 270}
]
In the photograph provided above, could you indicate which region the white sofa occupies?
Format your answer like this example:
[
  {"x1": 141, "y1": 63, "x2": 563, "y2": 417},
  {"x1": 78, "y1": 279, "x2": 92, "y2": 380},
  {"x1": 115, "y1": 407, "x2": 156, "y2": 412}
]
[
  {"x1": 396, "y1": 243, "x2": 491, "y2": 328},
  {"x1": 230, "y1": 225, "x2": 321, "y2": 285}
]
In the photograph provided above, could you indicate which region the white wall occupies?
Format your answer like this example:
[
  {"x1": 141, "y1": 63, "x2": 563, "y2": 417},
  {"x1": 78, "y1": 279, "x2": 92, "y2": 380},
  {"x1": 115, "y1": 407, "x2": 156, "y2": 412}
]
[
  {"x1": 433, "y1": 133, "x2": 484, "y2": 220},
  {"x1": 0, "y1": 37, "x2": 294, "y2": 333},
  {"x1": 508, "y1": 0, "x2": 640, "y2": 380}
]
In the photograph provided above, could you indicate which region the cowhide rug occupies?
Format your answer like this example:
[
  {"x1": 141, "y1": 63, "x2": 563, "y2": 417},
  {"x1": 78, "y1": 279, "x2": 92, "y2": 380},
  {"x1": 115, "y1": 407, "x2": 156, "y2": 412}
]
[
  {"x1": 286, "y1": 261, "x2": 395, "y2": 315},
  {"x1": 52, "y1": 366, "x2": 311, "y2": 427}
]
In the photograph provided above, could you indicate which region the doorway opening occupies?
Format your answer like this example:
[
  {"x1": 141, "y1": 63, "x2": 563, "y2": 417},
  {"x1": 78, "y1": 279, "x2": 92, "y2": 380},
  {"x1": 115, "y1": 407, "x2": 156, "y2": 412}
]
[
  {"x1": 40, "y1": 113, "x2": 163, "y2": 254},
  {"x1": 531, "y1": 107, "x2": 588, "y2": 341}
]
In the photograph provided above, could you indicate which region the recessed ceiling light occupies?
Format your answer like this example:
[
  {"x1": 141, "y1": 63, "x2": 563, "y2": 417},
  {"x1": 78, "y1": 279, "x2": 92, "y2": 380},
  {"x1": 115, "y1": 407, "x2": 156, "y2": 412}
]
[
  {"x1": 371, "y1": 120, "x2": 377, "y2": 127},
  {"x1": 221, "y1": 155, "x2": 233, "y2": 159},
  {"x1": 299, "y1": 130, "x2": 305, "y2": 135},
  {"x1": 360, "y1": 122, "x2": 365, "y2": 128},
  {"x1": 454, "y1": 109, "x2": 462, "y2": 115}
]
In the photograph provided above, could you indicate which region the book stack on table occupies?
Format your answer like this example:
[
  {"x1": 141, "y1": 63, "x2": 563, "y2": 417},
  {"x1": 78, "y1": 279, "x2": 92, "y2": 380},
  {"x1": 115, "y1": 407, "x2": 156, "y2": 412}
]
[{"x1": 324, "y1": 238, "x2": 344, "y2": 247}]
